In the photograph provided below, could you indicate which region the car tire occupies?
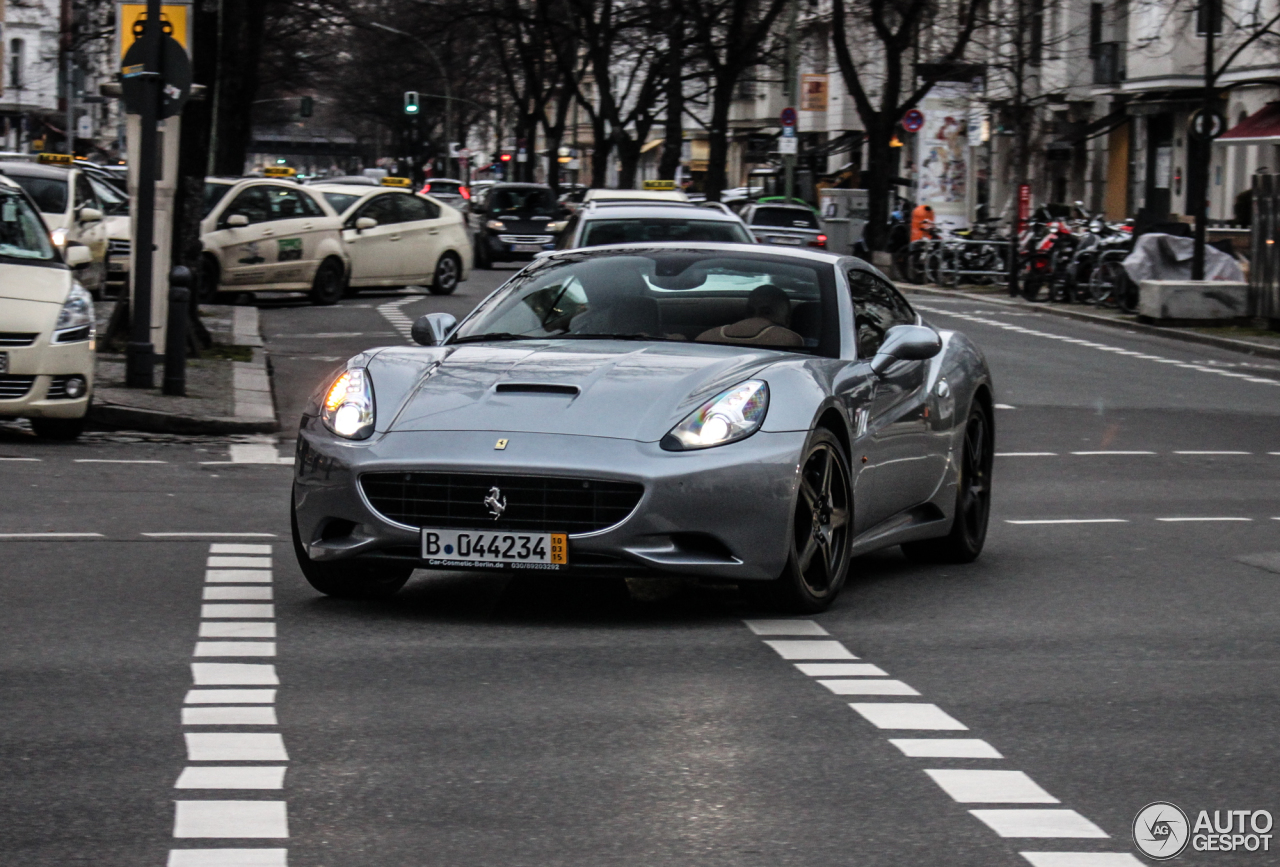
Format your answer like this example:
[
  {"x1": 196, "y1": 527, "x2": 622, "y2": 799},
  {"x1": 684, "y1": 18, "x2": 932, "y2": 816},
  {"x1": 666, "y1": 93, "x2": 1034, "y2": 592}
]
[
  {"x1": 308, "y1": 258, "x2": 346, "y2": 306},
  {"x1": 753, "y1": 428, "x2": 853, "y2": 613},
  {"x1": 429, "y1": 252, "x2": 461, "y2": 295},
  {"x1": 30, "y1": 414, "x2": 87, "y2": 440},
  {"x1": 902, "y1": 400, "x2": 993, "y2": 564},
  {"x1": 290, "y1": 493, "x2": 412, "y2": 599}
]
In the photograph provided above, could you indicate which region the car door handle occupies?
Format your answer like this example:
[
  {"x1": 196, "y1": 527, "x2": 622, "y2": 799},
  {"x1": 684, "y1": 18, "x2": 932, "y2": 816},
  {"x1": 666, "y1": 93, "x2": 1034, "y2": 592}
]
[
  {"x1": 428, "y1": 229, "x2": 439, "y2": 235},
  {"x1": 389, "y1": 234, "x2": 401, "y2": 241},
  {"x1": 260, "y1": 228, "x2": 275, "y2": 236},
  {"x1": 301, "y1": 223, "x2": 314, "y2": 230}
]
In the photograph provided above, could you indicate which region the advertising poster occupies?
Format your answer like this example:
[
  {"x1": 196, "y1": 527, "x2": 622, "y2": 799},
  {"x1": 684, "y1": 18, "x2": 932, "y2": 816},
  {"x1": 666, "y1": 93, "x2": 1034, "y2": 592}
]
[{"x1": 915, "y1": 90, "x2": 971, "y2": 230}]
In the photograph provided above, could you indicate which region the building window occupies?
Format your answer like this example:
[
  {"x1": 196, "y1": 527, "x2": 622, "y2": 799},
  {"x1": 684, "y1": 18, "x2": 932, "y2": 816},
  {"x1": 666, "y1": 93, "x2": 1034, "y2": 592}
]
[
  {"x1": 1029, "y1": 0, "x2": 1045, "y2": 66},
  {"x1": 1089, "y1": 3, "x2": 1104, "y2": 57},
  {"x1": 8, "y1": 38, "x2": 24, "y2": 90}
]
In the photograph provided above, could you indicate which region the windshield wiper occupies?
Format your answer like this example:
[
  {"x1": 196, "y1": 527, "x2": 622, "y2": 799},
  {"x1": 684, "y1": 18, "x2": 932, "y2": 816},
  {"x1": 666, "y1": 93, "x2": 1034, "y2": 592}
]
[
  {"x1": 448, "y1": 332, "x2": 543, "y2": 345},
  {"x1": 552, "y1": 333, "x2": 669, "y2": 341}
]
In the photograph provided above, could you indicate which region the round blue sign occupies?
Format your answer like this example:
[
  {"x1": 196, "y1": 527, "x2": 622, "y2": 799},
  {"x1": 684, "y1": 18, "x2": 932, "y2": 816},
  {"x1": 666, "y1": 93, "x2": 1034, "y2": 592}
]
[
  {"x1": 902, "y1": 109, "x2": 924, "y2": 133},
  {"x1": 780, "y1": 107, "x2": 797, "y2": 127}
]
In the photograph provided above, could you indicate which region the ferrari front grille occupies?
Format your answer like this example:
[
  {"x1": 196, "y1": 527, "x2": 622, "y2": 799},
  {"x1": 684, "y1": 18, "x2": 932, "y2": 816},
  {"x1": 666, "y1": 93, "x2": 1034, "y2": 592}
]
[
  {"x1": 0, "y1": 376, "x2": 37, "y2": 399},
  {"x1": 360, "y1": 472, "x2": 644, "y2": 535}
]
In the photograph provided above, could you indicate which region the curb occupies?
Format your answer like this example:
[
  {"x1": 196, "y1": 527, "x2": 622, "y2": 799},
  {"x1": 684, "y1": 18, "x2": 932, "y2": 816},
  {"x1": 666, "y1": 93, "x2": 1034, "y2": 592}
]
[
  {"x1": 89, "y1": 306, "x2": 280, "y2": 435},
  {"x1": 900, "y1": 284, "x2": 1280, "y2": 361}
]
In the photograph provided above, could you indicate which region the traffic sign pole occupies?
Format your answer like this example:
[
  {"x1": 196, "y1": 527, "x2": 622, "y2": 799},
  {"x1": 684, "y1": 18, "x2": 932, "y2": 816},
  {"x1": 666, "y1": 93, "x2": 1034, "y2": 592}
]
[{"x1": 126, "y1": 0, "x2": 163, "y2": 388}]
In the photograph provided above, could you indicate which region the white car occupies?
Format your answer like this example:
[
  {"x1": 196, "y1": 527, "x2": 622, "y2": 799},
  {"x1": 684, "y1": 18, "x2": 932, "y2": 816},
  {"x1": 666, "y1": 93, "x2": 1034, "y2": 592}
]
[
  {"x1": 310, "y1": 184, "x2": 471, "y2": 295},
  {"x1": 0, "y1": 157, "x2": 108, "y2": 295},
  {"x1": 0, "y1": 176, "x2": 96, "y2": 439},
  {"x1": 200, "y1": 178, "x2": 350, "y2": 304}
]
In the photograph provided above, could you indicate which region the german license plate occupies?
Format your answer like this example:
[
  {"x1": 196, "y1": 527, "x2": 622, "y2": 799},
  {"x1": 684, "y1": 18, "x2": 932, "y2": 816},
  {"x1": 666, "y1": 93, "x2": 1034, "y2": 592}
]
[
  {"x1": 771, "y1": 236, "x2": 804, "y2": 245},
  {"x1": 512, "y1": 243, "x2": 544, "y2": 253},
  {"x1": 0, "y1": 352, "x2": 6, "y2": 374},
  {"x1": 421, "y1": 528, "x2": 568, "y2": 570}
]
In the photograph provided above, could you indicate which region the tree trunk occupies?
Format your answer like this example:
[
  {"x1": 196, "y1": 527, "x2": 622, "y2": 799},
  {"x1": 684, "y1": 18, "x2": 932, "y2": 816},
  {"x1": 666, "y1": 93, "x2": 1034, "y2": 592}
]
[
  {"x1": 616, "y1": 136, "x2": 641, "y2": 189},
  {"x1": 658, "y1": 7, "x2": 684, "y2": 181},
  {"x1": 590, "y1": 116, "x2": 611, "y2": 187},
  {"x1": 863, "y1": 126, "x2": 894, "y2": 250},
  {"x1": 704, "y1": 78, "x2": 734, "y2": 201},
  {"x1": 211, "y1": 0, "x2": 269, "y2": 175}
]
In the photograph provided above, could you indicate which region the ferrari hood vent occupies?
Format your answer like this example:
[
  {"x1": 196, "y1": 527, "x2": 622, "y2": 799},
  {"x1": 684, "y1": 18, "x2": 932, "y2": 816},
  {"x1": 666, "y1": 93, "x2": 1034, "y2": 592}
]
[{"x1": 494, "y1": 382, "x2": 580, "y2": 396}]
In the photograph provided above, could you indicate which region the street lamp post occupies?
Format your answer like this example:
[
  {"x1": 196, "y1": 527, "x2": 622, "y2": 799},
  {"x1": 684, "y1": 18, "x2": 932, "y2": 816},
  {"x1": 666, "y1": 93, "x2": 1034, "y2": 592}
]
[
  {"x1": 371, "y1": 22, "x2": 453, "y2": 170},
  {"x1": 1191, "y1": 0, "x2": 1216, "y2": 281}
]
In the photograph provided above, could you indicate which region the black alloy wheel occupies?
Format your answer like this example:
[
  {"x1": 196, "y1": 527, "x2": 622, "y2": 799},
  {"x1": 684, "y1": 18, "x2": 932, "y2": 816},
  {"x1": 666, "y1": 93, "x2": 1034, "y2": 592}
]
[
  {"x1": 902, "y1": 401, "x2": 993, "y2": 563},
  {"x1": 290, "y1": 492, "x2": 412, "y2": 599},
  {"x1": 766, "y1": 429, "x2": 853, "y2": 612},
  {"x1": 429, "y1": 252, "x2": 461, "y2": 295},
  {"x1": 308, "y1": 258, "x2": 346, "y2": 306}
]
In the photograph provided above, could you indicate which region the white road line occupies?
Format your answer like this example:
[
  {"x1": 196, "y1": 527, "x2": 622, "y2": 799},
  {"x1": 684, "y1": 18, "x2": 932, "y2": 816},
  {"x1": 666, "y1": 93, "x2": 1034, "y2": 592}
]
[
  {"x1": 762, "y1": 640, "x2": 857, "y2": 660},
  {"x1": 925, "y1": 769, "x2": 1059, "y2": 804},
  {"x1": 203, "y1": 586, "x2": 273, "y2": 601},
  {"x1": 996, "y1": 452, "x2": 1059, "y2": 457},
  {"x1": 193, "y1": 642, "x2": 277, "y2": 657},
  {"x1": 199, "y1": 623, "x2": 276, "y2": 639},
  {"x1": 191, "y1": 663, "x2": 279, "y2": 686},
  {"x1": 209, "y1": 544, "x2": 273, "y2": 555},
  {"x1": 794, "y1": 663, "x2": 888, "y2": 677},
  {"x1": 818, "y1": 679, "x2": 920, "y2": 696},
  {"x1": 227, "y1": 444, "x2": 293, "y2": 465},
  {"x1": 175, "y1": 766, "x2": 287, "y2": 790},
  {"x1": 1173, "y1": 450, "x2": 1252, "y2": 455},
  {"x1": 0, "y1": 532, "x2": 105, "y2": 538},
  {"x1": 994, "y1": 404, "x2": 1016, "y2": 409},
  {"x1": 889, "y1": 738, "x2": 1003, "y2": 758},
  {"x1": 743, "y1": 619, "x2": 830, "y2": 636},
  {"x1": 184, "y1": 732, "x2": 289, "y2": 761},
  {"x1": 184, "y1": 689, "x2": 276, "y2": 704},
  {"x1": 145, "y1": 533, "x2": 278, "y2": 538},
  {"x1": 201, "y1": 604, "x2": 274, "y2": 619},
  {"x1": 1019, "y1": 854, "x2": 1143, "y2": 866},
  {"x1": 182, "y1": 706, "x2": 278, "y2": 726},
  {"x1": 167, "y1": 849, "x2": 288, "y2": 867},
  {"x1": 74, "y1": 458, "x2": 167, "y2": 463},
  {"x1": 0, "y1": 457, "x2": 40, "y2": 461},
  {"x1": 1006, "y1": 519, "x2": 1129, "y2": 525},
  {"x1": 969, "y1": 809, "x2": 1109, "y2": 838},
  {"x1": 172, "y1": 801, "x2": 288, "y2": 838},
  {"x1": 378, "y1": 296, "x2": 422, "y2": 342},
  {"x1": 1156, "y1": 516, "x2": 1252, "y2": 522},
  {"x1": 1070, "y1": 450, "x2": 1156, "y2": 456},
  {"x1": 849, "y1": 703, "x2": 968, "y2": 730},
  {"x1": 207, "y1": 556, "x2": 272, "y2": 568},
  {"x1": 206, "y1": 570, "x2": 273, "y2": 583}
]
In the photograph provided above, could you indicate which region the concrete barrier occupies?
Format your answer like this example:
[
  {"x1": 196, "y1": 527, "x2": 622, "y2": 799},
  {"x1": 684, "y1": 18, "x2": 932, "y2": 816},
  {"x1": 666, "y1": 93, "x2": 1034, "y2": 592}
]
[{"x1": 1138, "y1": 280, "x2": 1250, "y2": 324}]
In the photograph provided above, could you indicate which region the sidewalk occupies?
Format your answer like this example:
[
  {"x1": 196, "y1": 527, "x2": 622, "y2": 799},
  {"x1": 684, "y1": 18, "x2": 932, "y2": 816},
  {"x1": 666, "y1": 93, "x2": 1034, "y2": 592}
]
[
  {"x1": 898, "y1": 282, "x2": 1280, "y2": 361},
  {"x1": 90, "y1": 303, "x2": 279, "y2": 434}
]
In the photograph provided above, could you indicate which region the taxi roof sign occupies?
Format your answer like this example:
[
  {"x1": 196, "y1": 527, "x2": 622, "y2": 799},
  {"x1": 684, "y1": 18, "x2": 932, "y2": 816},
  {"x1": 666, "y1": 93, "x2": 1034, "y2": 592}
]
[
  {"x1": 263, "y1": 166, "x2": 297, "y2": 178},
  {"x1": 642, "y1": 179, "x2": 676, "y2": 191},
  {"x1": 380, "y1": 176, "x2": 412, "y2": 187},
  {"x1": 38, "y1": 153, "x2": 75, "y2": 166}
]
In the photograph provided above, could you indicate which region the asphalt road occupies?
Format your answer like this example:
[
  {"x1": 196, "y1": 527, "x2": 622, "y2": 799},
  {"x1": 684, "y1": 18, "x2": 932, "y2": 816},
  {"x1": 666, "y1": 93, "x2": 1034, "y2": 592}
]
[{"x1": 1, "y1": 272, "x2": 1278, "y2": 867}]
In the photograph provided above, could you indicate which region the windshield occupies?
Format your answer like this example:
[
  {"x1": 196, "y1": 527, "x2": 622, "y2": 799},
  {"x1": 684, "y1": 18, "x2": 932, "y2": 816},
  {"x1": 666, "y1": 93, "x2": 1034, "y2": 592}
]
[
  {"x1": 451, "y1": 250, "x2": 835, "y2": 354},
  {"x1": 425, "y1": 181, "x2": 461, "y2": 195},
  {"x1": 752, "y1": 207, "x2": 820, "y2": 230},
  {"x1": 7, "y1": 175, "x2": 68, "y2": 215},
  {"x1": 204, "y1": 182, "x2": 234, "y2": 217},
  {"x1": 322, "y1": 191, "x2": 361, "y2": 214},
  {"x1": 489, "y1": 187, "x2": 557, "y2": 217},
  {"x1": 581, "y1": 218, "x2": 753, "y2": 247},
  {"x1": 0, "y1": 190, "x2": 57, "y2": 261},
  {"x1": 88, "y1": 176, "x2": 129, "y2": 215}
]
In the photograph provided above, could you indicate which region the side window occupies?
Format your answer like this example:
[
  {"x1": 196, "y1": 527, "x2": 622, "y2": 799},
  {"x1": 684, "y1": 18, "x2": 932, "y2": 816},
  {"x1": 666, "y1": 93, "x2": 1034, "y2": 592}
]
[
  {"x1": 298, "y1": 192, "x2": 325, "y2": 217},
  {"x1": 356, "y1": 195, "x2": 401, "y2": 226},
  {"x1": 397, "y1": 195, "x2": 438, "y2": 222},
  {"x1": 222, "y1": 186, "x2": 272, "y2": 226},
  {"x1": 555, "y1": 213, "x2": 580, "y2": 250},
  {"x1": 74, "y1": 175, "x2": 99, "y2": 211},
  {"x1": 266, "y1": 187, "x2": 307, "y2": 220},
  {"x1": 847, "y1": 269, "x2": 916, "y2": 357}
]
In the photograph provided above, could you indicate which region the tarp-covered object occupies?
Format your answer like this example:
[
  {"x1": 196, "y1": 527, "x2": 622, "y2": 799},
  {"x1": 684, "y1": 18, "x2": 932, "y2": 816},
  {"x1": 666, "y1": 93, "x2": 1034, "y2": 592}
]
[{"x1": 1122, "y1": 233, "x2": 1245, "y2": 284}]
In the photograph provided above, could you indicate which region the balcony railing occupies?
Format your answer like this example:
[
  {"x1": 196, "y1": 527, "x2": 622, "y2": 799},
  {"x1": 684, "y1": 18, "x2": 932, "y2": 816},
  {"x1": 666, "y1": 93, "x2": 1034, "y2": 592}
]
[{"x1": 1093, "y1": 42, "x2": 1125, "y2": 86}]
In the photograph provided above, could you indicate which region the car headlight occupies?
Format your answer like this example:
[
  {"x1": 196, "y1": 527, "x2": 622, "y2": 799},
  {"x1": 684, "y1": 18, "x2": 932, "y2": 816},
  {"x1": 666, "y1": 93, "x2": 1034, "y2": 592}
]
[
  {"x1": 486, "y1": 220, "x2": 506, "y2": 231},
  {"x1": 321, "y1": 368, "x2": 375, "y2": 439},
  {"x1": 661, "y1": 380, "x2": 769, "y2": 451},
  {"x1": 51, "y1": 227, "x2": 68, "y2": 247},
  {"x1": 55, "y1": 283, "x2": 94, "y2": 334}
]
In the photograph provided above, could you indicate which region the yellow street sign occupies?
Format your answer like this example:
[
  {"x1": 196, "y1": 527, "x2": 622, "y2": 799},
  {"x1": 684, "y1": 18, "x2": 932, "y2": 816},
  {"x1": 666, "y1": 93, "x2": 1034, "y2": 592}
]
[
  {"x1": 642, "y1": 179, "x2": 676, "y2": 191},
  {"x1": 118, "y1": 3, "x2": 190, "y2": 59},
  {"x1": 380, "y1": 177, "x2": 412, "y2": 187}
]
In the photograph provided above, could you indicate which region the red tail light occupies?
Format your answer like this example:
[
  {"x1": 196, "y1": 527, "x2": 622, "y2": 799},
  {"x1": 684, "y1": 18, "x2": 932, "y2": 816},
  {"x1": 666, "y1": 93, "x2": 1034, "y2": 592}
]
[
  {"x1": 809, "y1": 234, "x2": 828, "y2": 248},
  {"x1": 460, "y1": 186, "x2": 471, "y2": 200}
]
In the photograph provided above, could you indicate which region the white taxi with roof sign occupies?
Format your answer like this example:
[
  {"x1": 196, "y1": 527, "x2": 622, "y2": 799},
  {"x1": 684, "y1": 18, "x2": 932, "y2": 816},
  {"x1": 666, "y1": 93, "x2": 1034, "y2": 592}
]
[{"x1": 0, "y1": 176, "x2": 96, "y2": 439}]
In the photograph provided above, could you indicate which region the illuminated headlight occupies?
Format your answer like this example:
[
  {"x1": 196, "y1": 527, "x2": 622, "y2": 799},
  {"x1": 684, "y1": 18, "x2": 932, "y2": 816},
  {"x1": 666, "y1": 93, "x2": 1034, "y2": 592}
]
[
  {"x1": 51, "y1": 227, "x2": 68, "y2": 247},
  {"x1": 321, "y1": 368, "x2": 375, "y2": 439},
  {"x1": 54, "y1": 283, "x2": 94, "y2": 336},
  {"x1": 485, "y1": 220, "x2": 507, "y2": 231},
  {"x1": 661, "y1": 380, "x2": 769, "y2": 451}
]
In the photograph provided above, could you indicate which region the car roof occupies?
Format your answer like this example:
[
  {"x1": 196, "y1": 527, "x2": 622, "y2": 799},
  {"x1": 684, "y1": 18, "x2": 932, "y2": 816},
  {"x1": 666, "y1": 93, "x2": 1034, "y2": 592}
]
[
  {"x1": 0, "y1": 161, "x2": 70, "y2": 180},
  {"x1": 748, "y1": 202, "x2": 817, "y2": 211},
  {"x1": 583, "y1": 189, "x2": 690, "y2": 203},
  {"x1": 540, "y1": 240, "x2": 847, "y2": 265},
  {"x1": 580, "y1": 203, "x2": 741, "y2": 221},
  {"x1": 423, "y1": 178, "x2": 464, "y2": 185}
]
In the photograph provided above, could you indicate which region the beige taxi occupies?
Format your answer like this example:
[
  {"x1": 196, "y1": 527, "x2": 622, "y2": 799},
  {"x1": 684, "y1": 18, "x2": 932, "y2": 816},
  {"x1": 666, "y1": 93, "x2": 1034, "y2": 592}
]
[
  {"x1": 0, "y1": 154, "x2": 109, "y2": 295},
  {"x1": 0, "y1": 176, "x2": 96, "y2": 439}
]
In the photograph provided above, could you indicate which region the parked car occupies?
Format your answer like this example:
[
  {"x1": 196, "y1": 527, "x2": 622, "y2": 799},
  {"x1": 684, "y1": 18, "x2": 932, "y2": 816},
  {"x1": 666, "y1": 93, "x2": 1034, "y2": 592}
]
[
  {"x1": 468, "y1": 183, "x2": 565, "y2": 268},
  {"x1": 309, "y1": 183, "x2": 471, "y2": 295},
  {"x1": 555, "y1": 202, "x2": 754, "y2": 249},
  {"x1": 84, "y1": 174, "x2": 131, "y2": 295},
  {"x1": 0, "y1": 175, "x2": 96, "y2": 439},
  {"x1": 0, "y1": 157, "x2": 109, "y2": 294},
  {"x1": 739, "y1": 202, "x2": 828, "y2": 249}
]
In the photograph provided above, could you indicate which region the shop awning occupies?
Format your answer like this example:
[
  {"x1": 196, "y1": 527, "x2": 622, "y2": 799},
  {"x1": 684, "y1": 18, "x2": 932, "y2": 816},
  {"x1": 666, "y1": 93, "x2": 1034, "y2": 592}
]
[{"x1": 1218, "y1": 102, "x2": 1280, "y2": 145}]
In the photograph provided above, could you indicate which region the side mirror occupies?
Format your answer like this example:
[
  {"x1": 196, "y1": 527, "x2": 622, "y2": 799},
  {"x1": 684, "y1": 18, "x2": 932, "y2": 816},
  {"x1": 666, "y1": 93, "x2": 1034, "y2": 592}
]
[
  {"x1": 869, "y1": 324, "x2": 942, "y2": 375},
  {"x1": 355, "y1": 216, "x2": 377, "y2": 231},
  {"x1": 411, "y1": 312, "x2": 458, "y2": 347},
  {"x1": 78, "y1": 207, "x2": 103, "y2": 223},
  {"x1": 64, "y1": 244, "x2": 92, "y2": 268},
  {"x1": 226, "y1": 213, "x2": 250, "y2": 228}
]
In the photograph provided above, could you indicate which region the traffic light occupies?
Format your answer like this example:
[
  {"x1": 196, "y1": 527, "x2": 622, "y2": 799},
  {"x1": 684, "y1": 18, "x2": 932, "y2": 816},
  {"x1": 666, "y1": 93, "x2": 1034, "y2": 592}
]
[
  {"x1": 404, "y1": 91, "x2": 420, "y2": 115},
  {"x1": 499, "y1": 152, "x2": 512, "y2": 163},
  {"x1": 300, "y1": 97, "x2": 313, "y2": 118}
]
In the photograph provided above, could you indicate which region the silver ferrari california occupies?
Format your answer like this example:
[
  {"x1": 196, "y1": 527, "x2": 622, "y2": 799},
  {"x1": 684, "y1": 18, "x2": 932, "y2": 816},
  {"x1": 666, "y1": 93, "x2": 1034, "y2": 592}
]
[{"x1": 291, "y1": 243, "x2": 994, "y2": 611}]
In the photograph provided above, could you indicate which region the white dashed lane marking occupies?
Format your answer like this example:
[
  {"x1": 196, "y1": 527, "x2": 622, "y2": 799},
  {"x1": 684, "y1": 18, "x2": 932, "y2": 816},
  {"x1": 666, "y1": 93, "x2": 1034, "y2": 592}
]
[
  {"x1": 201, "y1": 604, "x2": 275, "y2": 619},
  {"x1": 746, "y1": 620, "x2": 1138, "y2": 862},
  {"x1": 191, "y1": 663, "x2": 279, "y2": 685},
  {"x1": 205, "y1": 570, "x2": 273, "y2": 583},
  {"x1": 199, "y1": 623, "x2": 276, "y2": 638},
  {"x1": 184, "y1": 689, "x2": 277, "y2": 704},
  {"x1": 378, "y1": 295, "x2": 422, "y2": 342},
  {"x1": 1156, "y1": 516, "x2": 1252, "y2": 522},
  {"x1": 207, "y1": 556, "x2": 272, "y2": 569},
  {"x1": 185, "y1": 732, "x2": 289, "y2": 761},
  {"x1": 194, "y1": 641, "x2": 277, "y2": 657},
  {"x1": 175, "y1": 767, "x2": 287, "y2": 790},
  {"x1": 1006, "y1": 519, "x2": 1129, "y2": 525},
  {"x1": 210, "y1": 544, "x2": 273, "y2": 555},
  {"x1": 168, "y1": 849, "x2": 287, "y2": 867},
  {"x1": 203, "y1": 586, "x2": 273, "y2": 600},
  {"x1": 182, "y1": 706, "x2": 279, "y2": 726},
  {"x1": 173, "y1": 801, "x2": 289, "y2": 838},
  {"x1": 1070, "y1": 450, "x2": 1156, "y2": 456}
]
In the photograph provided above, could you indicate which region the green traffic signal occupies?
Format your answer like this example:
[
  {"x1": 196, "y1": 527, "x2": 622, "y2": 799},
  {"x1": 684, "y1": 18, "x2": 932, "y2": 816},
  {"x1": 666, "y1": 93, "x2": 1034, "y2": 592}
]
[{"x1": 404, "y1": 91, "x2": 420, "y2": 115}]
